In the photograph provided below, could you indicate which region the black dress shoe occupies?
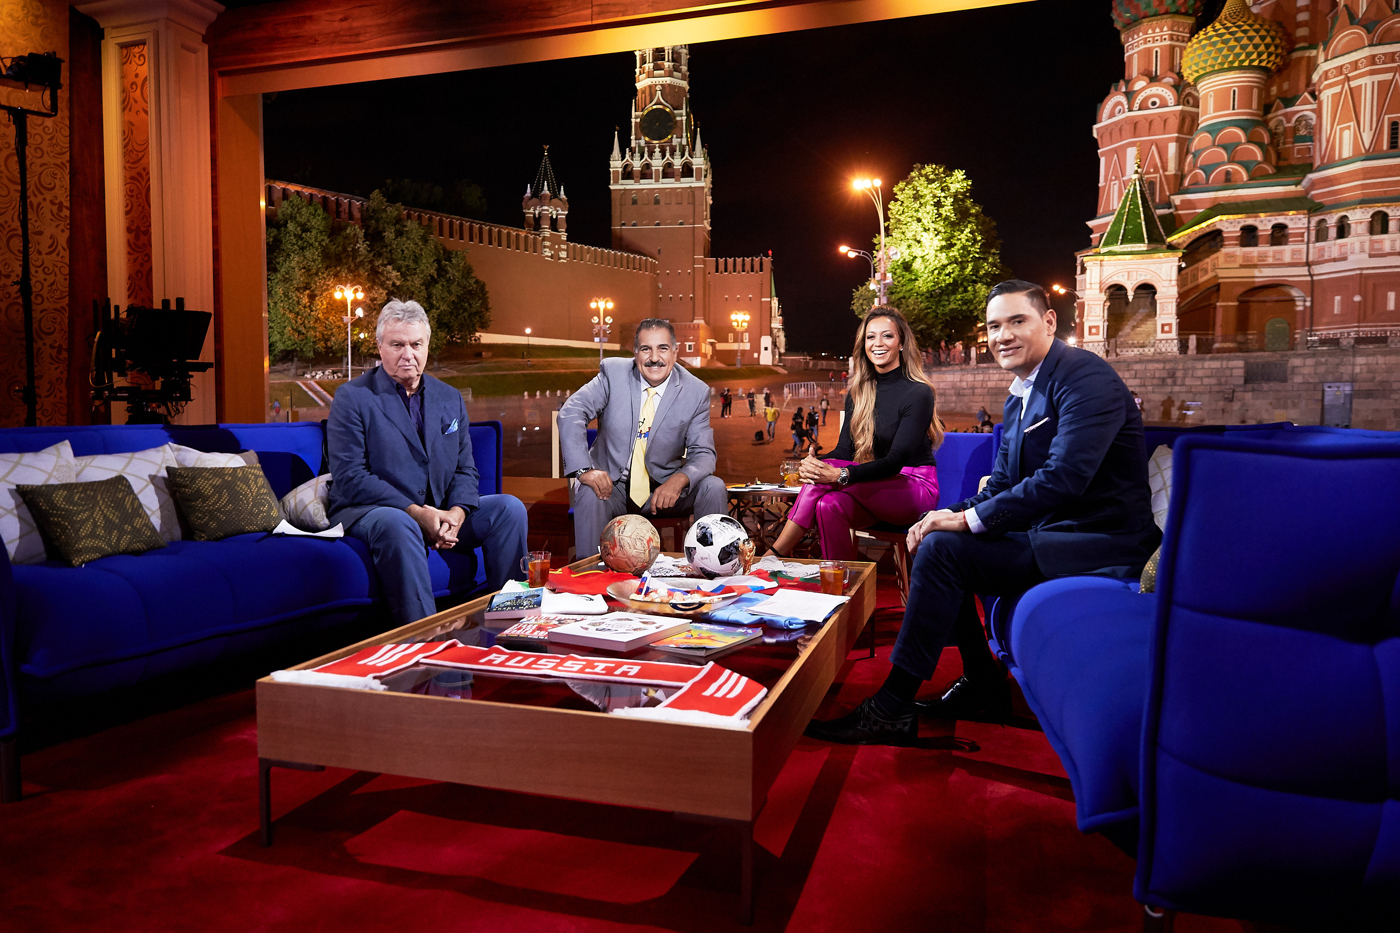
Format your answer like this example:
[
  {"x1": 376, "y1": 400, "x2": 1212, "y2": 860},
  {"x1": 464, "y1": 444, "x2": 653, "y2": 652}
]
[
  {"x1": 804, "y1": 697, "x2": 918, "y2": 746},
  {"x1": 915, "y1": 675, "x2": 1011, "y2": 721}
]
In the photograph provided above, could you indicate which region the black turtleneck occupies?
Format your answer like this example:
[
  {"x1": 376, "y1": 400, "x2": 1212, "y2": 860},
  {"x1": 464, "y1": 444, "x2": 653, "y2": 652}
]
[{"x1": 826, "y1": 365, "x2": 937, "y2": 484}]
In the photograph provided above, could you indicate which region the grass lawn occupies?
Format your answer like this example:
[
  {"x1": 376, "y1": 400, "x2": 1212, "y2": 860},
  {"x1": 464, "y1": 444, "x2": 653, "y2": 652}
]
[{"x1": 447, "y1": 344, "x2": 633, "y2": 362}]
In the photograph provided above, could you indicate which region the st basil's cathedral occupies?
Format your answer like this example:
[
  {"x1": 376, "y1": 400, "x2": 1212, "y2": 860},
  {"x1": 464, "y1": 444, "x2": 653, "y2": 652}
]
[{"x1": 1076, "y1": 0, "x2": 1400, "y2": 356}]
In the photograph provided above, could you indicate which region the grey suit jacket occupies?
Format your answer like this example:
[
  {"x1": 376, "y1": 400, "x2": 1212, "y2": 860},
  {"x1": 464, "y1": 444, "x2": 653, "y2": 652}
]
[{"x1": 558, "y1": 358, "x2": 717, "y2": 489}]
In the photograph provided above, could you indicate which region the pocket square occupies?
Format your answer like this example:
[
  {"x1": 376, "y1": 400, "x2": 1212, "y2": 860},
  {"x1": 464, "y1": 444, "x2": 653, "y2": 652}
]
[
  {"x1": 443, "y1": 418, "x2": 459, "y2": 435},
  {"x1": 1024, "y1": 417, "x2": 1051, "y2": 434}
]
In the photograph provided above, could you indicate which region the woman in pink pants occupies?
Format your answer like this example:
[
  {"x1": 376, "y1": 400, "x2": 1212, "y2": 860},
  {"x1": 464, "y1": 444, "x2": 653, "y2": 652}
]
[{"x1": 767, "y1": 309, "x2": 942, "y2": 560}]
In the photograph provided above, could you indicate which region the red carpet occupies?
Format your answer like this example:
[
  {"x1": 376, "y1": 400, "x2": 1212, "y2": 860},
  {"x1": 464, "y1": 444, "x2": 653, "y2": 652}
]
[{"x1": 0, "y1": 583, "x2": 1246, "y2": 932}]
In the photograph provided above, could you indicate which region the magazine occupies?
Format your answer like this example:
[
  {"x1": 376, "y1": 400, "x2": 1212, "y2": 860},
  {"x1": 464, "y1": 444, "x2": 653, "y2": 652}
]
[
  {"x1": 494, "y1": 615, "x2": 586, "y2": 650},
  {"x1": 650, "y1": 622, "x2": 763, "y2": 659}
]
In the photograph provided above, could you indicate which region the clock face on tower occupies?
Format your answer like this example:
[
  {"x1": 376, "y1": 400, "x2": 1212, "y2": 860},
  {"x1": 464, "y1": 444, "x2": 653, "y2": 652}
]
[{"x1": 640, "y1": 106, "x2": 675, "y2": 142}]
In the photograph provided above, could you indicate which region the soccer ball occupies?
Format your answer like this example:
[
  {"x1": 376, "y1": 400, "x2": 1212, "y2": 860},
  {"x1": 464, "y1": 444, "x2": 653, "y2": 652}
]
[
  {"x1": 599, "y1": 514, "x2": 661, "y2": 575},
  {"x1": 684, "y1": 513, "x2": 752, "y2": 578}
]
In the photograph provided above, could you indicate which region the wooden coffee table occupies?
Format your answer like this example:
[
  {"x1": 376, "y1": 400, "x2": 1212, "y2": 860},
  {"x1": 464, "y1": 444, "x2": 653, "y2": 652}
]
[{"x1": 255, "y1": 555, "x2": 876, "y2": 922}]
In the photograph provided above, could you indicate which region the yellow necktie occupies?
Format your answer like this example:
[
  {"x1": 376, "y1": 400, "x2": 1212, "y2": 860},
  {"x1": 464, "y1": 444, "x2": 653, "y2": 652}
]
[{"x1": 630, "y1": 387, "x2": 658, "y2": 506}]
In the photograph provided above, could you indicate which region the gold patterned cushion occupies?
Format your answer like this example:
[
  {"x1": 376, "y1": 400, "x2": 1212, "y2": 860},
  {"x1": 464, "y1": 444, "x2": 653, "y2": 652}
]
[
  {"x1": 1, "y1": 441, "x2": 77, "y2": 564},
  {"x1": 16, "y1": 476, "x2": 165, "y2": 566},
  {"x1": 74, "y1": 445, "x2": 181, "y2": 543},
  {"x1": 1141, "y1": 547, "x2": 1161, "y2": 594},
  {"x1": 166, "y1": 467, "x2": 281, "y2": 541}
]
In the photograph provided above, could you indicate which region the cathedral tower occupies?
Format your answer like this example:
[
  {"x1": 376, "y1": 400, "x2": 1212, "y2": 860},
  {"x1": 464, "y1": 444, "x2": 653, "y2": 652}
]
[
  {"x1": 610, "y1": 46, "x2": 713, "y2": 325},
  {"x1": 523, "y1": 147, "x2": 568, "y2": 261}
]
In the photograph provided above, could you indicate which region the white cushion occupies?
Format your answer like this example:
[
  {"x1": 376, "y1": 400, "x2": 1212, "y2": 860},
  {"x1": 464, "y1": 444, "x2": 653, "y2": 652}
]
[
  {"x1": 279, "y1": 475, "x2": 332, "y2": 531},
  {"x1": 0, "y1": 441, "x2": 77, "y2": 564},
  {"x1": 1147, "y1": 444, "x2": 1173, "y2": 531},
  {"x1": 166, "y1": 443, "x2": 258, "y2": 469},
  {"x1": 74, "y1": 445, "x2": 181, "y2": 543}
]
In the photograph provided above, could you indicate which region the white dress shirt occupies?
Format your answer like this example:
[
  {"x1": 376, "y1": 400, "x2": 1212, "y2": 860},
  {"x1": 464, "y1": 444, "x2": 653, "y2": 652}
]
[{"x1": 965, "y1": 360, "x2": 1043, "y2": 534}]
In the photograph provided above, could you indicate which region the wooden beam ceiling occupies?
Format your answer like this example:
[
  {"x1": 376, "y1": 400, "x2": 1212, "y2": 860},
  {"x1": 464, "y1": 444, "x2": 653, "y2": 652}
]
[{"x1": 209, "y1": 0, "x2": 1032, "y2": 95}]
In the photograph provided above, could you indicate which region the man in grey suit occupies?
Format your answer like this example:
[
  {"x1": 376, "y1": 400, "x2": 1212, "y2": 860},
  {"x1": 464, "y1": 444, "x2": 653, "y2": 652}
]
[
  {"x1": 327, "y1": 300, "x2": 528, "y2": 626},
  {"x1": 559, "y1": 318, "x2": 729, "y2": 557}
]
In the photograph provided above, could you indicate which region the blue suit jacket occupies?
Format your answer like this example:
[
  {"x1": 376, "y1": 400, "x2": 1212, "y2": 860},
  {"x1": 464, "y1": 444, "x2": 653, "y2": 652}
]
[
  {"x1": 326, "y1": 366, "x2": 479, "y2": 530},
  {"x1": 952, "y1": 339, "x2": 1160, "y2": 577}
]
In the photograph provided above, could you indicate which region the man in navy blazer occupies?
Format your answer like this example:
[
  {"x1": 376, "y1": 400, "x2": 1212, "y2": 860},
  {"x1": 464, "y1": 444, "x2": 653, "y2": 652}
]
[
  {"x1": 328, "y1": 300, "x2": 528, "y2": 626},
  {"x1": 808, "y1": 280, "x2": 1160, "y2": 745}
]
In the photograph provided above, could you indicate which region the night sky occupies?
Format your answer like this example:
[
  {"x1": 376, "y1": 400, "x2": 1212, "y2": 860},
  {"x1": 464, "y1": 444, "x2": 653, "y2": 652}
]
[{"x1": 261, "y1": 0, "x2": 1137, "y2": 354}]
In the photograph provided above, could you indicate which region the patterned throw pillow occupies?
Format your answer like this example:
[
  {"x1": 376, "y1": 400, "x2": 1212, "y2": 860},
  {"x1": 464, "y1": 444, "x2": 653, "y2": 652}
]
[
  {"x1": 165, "y1": 444, "x2": 259, "y2": 469},
  {"x1": 166, "y1": 467, "x2": 282, "y2": 541},
  {"x1": 1147, "y1": 444, "x2": 1173, "y2": 531},
  {"x1": 279, "y1": 475, "x2": 332, "y2": 531},
  {"x1": 16, "y1": 476, "x2": 165, "y2": 567},
  {"x1": 1141, "y1": 547, "x2": 1161, "y2": 594},
  {"x1": 74, "y1": 445, "x2": 181, "y2": 543},
  {"x1": 1, "y1": 441, "x2": 77, "y2": 565}
]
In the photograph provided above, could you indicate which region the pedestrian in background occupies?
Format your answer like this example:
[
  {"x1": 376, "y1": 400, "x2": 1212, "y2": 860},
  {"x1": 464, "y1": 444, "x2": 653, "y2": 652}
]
[
  {"x1": 763, "y1": 388, "x2": 772, "y2": 408},
  {"x1": 747, "y1": 389, "x2": 756, "y2": 417},
  {"x1": 790, "y1": 407, "x2": 806, "y2": 454},
  {"x1": 721, "y1": 387, "x2": 732, "y2": 418},
  {"x1": 806, "y1": 407, "x2": 820, "y2": 446},
  {"x1": 820, "y1": 395, "x2": 830, "y2": 425},
  {"x1": 764, "y1": 402, "x2": 780, "y2": 440}
]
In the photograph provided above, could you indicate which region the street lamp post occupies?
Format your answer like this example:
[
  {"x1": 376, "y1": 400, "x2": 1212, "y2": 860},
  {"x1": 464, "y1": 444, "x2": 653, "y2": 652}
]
[
  {"x1": 590, "y1": 298, "x2": 614, "y2": 366},
  {"x1": 1051, "y1": 284, "x2": 1079, "y2": 345},
  {"x1": 838, "y1": 245, "x2": 881, "y2": 296},
  {"x1": 853, "y1": 178, "x2": 893, "y2": 306},
  {"x1": 729, "y1": 311, "x2": 750, "y2": 366},
  {"x1": 333, "y1": 284, "x2": 365, "y2": 377},
  {"x1": 524, "y1": 327, "x2": 532, "y2": 363}
]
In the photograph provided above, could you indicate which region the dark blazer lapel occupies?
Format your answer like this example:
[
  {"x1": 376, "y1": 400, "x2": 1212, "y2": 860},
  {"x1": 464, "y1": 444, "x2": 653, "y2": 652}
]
[
  {"x1": 1008, "y1": 340, "x2": 1068, "y2": 479},
  {"x1": 375, "y1": 366, "x2": 426, "y2": 459},
  {"x1": 1006, "y1": 402, "x2": 1026, "y2": 481}
]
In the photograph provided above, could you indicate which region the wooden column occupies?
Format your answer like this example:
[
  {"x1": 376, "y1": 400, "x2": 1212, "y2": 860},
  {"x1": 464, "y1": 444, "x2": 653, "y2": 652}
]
[{"x1": 213, "y1": 93, "x2": 268, "y2": 423}]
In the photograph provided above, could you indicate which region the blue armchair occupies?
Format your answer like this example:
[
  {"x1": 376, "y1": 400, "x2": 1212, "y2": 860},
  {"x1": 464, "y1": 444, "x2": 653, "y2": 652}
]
[{"x1": 1010, "y1": 433, "x2": 1400, "y2": 925}]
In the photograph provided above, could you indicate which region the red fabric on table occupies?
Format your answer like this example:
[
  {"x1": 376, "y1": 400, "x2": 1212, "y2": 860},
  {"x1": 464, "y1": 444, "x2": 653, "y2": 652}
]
[{"x1": 546, "y1": 567, "x2": 639, "y2": 595}]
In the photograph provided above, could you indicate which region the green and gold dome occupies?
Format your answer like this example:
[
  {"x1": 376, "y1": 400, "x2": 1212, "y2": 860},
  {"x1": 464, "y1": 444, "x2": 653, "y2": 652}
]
[
  {"x1": 1111, "y1": 1, "x2": 1203, "y2": 32},
  {"x1": 1182, "y1": 0, "x2": 1289, "y2": 85}
]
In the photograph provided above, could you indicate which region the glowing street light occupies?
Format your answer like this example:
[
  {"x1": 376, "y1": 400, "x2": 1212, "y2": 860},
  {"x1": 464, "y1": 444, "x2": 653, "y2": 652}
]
[
  {"x1": 852, "y1": 177, "x2": 893, "y2": 306},
  {"x1": 729, "y1": 310, "x2": 750, "y2": 367},
  {"x1": 333, "y1": 284, "x2": 365, "y2": 378},
  {"x1": 839, "y1": 244, "x2": 879, "y2": 291},
  {"x1": 590, "y1": 298, "x2": 614, "y2": 366},
  {"x1": 524, "y1": 326, "x2": 532, "y2": 361}
]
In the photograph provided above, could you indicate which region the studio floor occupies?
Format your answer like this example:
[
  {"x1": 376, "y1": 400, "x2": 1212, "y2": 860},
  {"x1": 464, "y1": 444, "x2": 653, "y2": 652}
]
[{"x1": 0, "y1": 582, "x2": 1246, "y2": 932}]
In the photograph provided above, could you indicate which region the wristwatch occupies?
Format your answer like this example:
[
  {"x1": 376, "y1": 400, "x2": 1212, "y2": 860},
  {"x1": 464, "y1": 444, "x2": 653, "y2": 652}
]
[{"x1": 837, "y1": 467, "x2": 851, "y2": 487}]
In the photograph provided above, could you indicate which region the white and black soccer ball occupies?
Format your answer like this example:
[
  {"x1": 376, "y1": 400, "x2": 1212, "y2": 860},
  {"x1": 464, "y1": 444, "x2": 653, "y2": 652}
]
[{"x1": 684, "y1": 513, "x2": 751, "y2": 578}]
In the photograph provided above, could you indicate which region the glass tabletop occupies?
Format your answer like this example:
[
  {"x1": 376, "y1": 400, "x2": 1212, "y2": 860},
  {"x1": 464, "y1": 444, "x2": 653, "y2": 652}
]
[{"x1": 356, "y1": 561, "x2": 847, "y2": 716}]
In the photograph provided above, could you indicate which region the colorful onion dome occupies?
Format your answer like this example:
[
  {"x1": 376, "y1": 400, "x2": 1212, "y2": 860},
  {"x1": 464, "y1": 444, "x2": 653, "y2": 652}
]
[
  {"x1": 1182, "y1": 0, "x2": 1290, "y2": 85},
  {"x1": 1111, "y1": 1, "x2": 1204, "y2": 32}
]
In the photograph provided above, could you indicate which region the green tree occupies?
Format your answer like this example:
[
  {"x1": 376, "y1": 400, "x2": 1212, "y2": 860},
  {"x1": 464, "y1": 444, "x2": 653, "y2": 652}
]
[
  {"x1": 266, "y1": 191, "x2": 491, "y2": 365},
  {"x1": 851, "y1": 164, "x2": 1004, "y2": 345}
]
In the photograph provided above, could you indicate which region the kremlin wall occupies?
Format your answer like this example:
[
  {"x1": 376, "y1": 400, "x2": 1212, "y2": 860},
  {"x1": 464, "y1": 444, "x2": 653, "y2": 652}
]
[{"x1": 266, "y1": 46, "x2": 782, "y2": 370}]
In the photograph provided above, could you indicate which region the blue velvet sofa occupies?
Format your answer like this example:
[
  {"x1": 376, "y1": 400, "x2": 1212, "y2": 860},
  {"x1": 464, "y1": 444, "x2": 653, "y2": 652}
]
[
  {"x1": 999, "y1": 427, "x2": 1400, "y2": 923},
  {"x1": 0, "y1": 420, "x2": 503, "y2": 803}
]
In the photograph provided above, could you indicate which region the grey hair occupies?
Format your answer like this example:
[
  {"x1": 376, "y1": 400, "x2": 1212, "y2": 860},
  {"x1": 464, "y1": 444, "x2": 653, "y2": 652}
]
[{"x1": 375, "y1": 299, "x2": 431, "y2": 344}]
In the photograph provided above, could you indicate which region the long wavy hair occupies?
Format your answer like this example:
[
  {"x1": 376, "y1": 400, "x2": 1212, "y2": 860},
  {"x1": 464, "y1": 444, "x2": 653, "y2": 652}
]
[{"x1": 846, "y1": 308, "x2": 943, "y2": 462}]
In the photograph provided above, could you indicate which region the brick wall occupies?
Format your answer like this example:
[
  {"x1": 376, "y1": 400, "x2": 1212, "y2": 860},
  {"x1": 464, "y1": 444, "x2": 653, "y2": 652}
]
[{"x1": 926, "y1": 347, "x2": 1400, "y2": 431}]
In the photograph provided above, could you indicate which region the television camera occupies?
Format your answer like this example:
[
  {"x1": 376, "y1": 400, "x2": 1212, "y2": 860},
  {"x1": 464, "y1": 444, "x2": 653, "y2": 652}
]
[{"x1": 91, "y1": 298, "x2": 213, "y2": 424}]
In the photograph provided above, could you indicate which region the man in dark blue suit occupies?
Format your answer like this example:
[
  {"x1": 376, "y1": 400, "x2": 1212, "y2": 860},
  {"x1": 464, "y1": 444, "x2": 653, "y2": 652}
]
[
  {"x1": 808, "y1": 281, "x2": 1160, "y2": 745},
  {"x1": 327, "y1": 300, "x2": 528, "y2": 626}
]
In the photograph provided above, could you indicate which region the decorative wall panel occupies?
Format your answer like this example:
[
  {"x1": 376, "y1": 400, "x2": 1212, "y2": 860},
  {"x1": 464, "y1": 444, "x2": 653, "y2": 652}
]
[
  {"x1": 0, "y1": 0, "x2": 71, "y2": 427},
  {"x1": 119, "y1": 42, "x2": 152, "y2": 308}
]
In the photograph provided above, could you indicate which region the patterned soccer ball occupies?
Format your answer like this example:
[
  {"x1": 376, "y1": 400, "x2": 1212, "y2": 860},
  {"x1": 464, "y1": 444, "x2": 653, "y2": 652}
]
[
  {"x1": 684, "y1": 513, "x2": 752, "y2": 578},
  {"x1": 599, "y1": 514, "x2": 661, "y2": 575}
]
